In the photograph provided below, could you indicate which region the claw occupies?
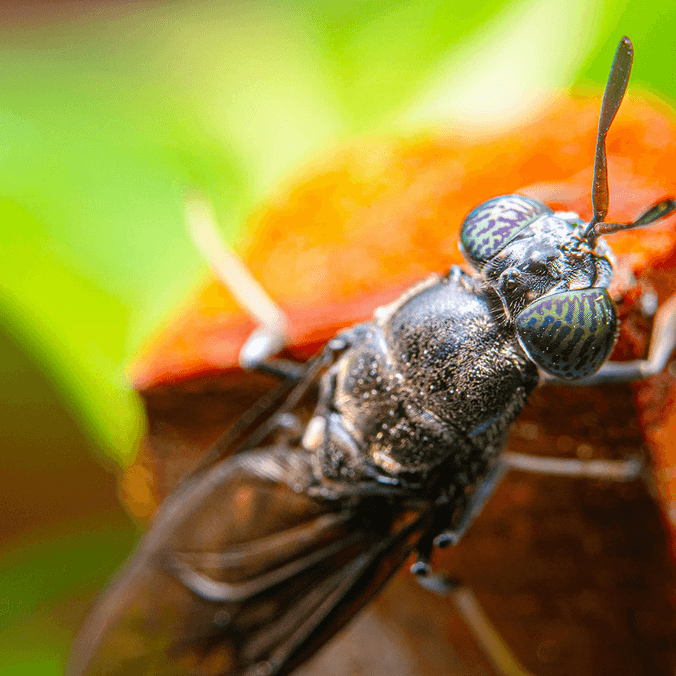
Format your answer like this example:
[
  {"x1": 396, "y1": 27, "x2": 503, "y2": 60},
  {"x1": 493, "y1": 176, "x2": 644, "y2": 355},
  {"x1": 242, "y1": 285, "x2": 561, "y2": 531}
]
[{"x1": 410, "y1": 556, "x2": 431, "y2": 577}]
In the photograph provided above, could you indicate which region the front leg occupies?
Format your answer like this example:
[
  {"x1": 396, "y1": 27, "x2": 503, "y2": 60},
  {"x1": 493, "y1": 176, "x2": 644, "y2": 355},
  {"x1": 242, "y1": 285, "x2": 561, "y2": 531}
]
[
  {"x1": 186, "y1": 196, "x2": 309, "y2": 381},
  {"x1": 541, "y1": 292, "x2": 676, "y2": 386}
]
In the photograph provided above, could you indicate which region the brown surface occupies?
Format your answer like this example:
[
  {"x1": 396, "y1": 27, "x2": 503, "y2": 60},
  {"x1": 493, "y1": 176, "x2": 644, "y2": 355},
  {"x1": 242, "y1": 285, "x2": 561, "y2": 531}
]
[{"x1": 129, "y1": 367, "x2": 676, "y2": 675}]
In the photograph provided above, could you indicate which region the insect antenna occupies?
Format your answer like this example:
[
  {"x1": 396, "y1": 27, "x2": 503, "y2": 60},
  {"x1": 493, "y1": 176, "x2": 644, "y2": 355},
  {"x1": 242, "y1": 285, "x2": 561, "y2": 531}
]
[
  {"x1": 585, "y1": 37, "x2": 676, "y2": 245},
  {"x1": 590, "y1": 198, "x2": 676, "y2": 238},
  {"x1": 586, "y1": 36, "x2": 633, "y2": 236}
]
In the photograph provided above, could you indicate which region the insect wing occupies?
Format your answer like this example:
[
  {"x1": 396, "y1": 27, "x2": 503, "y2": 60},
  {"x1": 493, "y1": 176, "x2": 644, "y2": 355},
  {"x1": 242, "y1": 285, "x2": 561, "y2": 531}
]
[{"x1": 69, "y1": 447, "x2": 429, "y2": 676}]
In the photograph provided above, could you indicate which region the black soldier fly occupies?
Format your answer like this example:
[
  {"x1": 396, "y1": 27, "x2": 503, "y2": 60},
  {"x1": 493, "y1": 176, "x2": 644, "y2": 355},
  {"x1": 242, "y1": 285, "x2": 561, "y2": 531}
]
[{"x1": 68, "y1": 37, "x2": 676, "y2": 676}]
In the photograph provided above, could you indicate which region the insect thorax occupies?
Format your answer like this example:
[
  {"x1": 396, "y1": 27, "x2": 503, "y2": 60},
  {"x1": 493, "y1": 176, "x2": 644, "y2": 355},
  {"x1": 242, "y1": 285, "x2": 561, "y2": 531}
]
[
  {"x1": 303, "y1": 268, "x2": 538, "y2": 491},
  {"x1": 460, "y1": 195, "x2": 618, "y2": 379}
]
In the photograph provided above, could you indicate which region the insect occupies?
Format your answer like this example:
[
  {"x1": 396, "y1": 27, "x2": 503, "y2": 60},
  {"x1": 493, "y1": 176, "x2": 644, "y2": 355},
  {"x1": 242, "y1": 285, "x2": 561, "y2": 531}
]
[{"x1": 69, "y1": 37, "x2": 676, "y2": 676}]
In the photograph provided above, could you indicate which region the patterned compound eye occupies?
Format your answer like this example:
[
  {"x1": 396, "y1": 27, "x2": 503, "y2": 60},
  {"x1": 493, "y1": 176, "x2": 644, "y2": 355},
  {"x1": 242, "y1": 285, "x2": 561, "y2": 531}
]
[
  {"x1": 460, "y1": 194, "x2": 552, "y2": 268},
  {"x1": 515, "y1": 288, "x2": 617, "y2": 379}
]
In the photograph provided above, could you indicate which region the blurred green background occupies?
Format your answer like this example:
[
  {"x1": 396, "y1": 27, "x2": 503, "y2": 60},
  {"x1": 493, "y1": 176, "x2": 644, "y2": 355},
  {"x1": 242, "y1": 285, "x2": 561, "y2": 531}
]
[{"x1": 2, "y1": 1, "x2": 676, "y2": 673}]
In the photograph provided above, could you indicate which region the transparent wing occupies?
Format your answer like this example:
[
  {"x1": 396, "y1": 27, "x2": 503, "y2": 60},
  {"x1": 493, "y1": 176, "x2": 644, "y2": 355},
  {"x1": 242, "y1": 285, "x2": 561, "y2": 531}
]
[{"x1": 68, "y1": 446, "x2": 430, "y2": 676}]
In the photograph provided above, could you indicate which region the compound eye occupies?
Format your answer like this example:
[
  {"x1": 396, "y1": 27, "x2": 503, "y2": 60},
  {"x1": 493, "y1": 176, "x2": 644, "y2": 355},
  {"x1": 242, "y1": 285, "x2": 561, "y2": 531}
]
[
  {"x1": 460, "y1": 194, "x2": 552, "y2": 268},
  {"x1": 515, "y1": 288, "x2": 617, "y2": 379}
]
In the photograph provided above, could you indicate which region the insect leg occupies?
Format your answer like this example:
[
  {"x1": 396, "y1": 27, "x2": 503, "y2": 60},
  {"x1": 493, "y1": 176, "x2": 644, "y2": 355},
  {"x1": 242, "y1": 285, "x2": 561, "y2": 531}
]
[
  {"x1": 413, "y1": 449, "x2": 639, "y2": 574},
  {"x1": 237, "y1": 330, "x2": 366, "y2": 455},
  {"x1": 501, "y1": 451, "x2": 644, "y2": 482},
  {"x1": 190, "y1": 331, "x2": 353, "y2": 468},
  {"x1": 414, "y1": 492, "x2": 538, "y2": 676},
  {"x1": 541, "y1": 292, "x2": 676, "y2": 386},
  {"x1": 185, "y1": 195, "x2": 304, "y2": 381},
  {"x1": 414, "y1": 577, "x2": 537, "y2": 676},
  {"x1": 416, "y1": 449, "x2": 642, "y2": 569},
  {"x1": 415, "y1": 453, "x2": 640, "y2": 676},
  {"x1": 431, "y1": 459, "x2": 510, "y2": 549}
]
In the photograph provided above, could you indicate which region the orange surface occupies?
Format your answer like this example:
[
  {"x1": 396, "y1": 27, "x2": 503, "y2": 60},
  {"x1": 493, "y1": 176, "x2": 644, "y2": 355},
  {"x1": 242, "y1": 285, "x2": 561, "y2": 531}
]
[
  {"x1": 129, "y1": 95, "x2": 676, "y2": 388},
  {"x1": 128, "y1": 93, "x2": 676, "y2": 560}
]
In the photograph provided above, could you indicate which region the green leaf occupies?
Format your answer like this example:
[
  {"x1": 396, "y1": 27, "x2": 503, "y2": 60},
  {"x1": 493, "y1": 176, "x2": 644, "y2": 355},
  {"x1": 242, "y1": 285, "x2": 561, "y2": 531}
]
[{"x1": 0, "y1": 519, "x2": 137, "y2": 675}]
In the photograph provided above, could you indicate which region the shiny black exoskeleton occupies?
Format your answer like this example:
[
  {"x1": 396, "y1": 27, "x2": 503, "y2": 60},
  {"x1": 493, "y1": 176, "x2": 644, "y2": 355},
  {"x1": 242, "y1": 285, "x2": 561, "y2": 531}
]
[
  {"x1": 69, "y1": 37, "x2": 676, "y2": 676},
  {"x1": 303, "y1": 267, "x2": 538, "y2": 493}
]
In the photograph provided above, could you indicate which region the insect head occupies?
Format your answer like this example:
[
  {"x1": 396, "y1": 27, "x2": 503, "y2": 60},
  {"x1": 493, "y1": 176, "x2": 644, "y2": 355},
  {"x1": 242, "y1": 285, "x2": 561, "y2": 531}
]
[{"x1": 459, "y1": 38, "x2": 675, "y2": 379}]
